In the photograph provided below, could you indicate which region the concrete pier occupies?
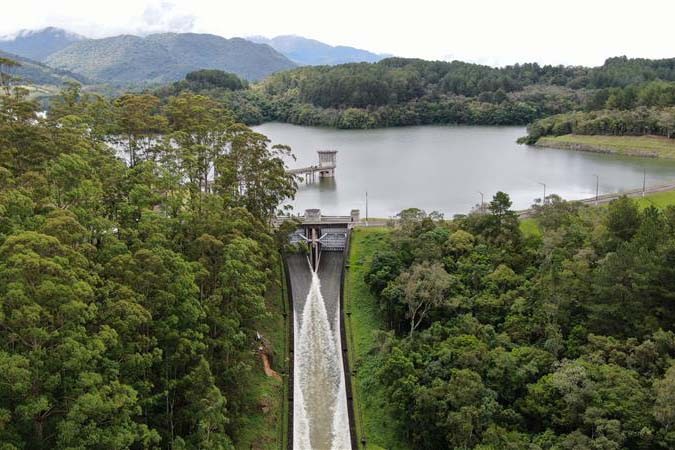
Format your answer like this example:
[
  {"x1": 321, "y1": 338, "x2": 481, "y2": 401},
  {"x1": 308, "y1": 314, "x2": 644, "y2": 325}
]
[{"x1": 288, "y1": 150, "x2": 337, "y2": 182}]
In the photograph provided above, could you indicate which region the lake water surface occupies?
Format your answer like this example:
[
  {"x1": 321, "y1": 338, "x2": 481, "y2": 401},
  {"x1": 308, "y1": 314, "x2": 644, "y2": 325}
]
[{"x1": 253, "y1": 123, "x2": 675, "y2": 217}]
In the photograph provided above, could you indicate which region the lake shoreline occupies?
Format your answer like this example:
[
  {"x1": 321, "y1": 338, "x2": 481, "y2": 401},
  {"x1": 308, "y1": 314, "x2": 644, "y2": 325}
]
[{"x1": 534, "y1": 134, "x2": 675, "y2": 159}]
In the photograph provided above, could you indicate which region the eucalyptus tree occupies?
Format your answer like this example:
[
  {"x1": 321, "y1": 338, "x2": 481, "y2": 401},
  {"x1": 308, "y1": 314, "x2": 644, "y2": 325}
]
[
  {"x1": 0, "y1": 57, "x2": 20, "y2": 95},
  {"x1": 395, "y1": 261, "x2": 452, "y2": 337},
  {"x1": 112, "y1": 94, "x2": 168, "y2": 167},
  {"x1": 0, "y1": 78, "x2": 299, "y2": 449},
  {"x1": 164, "y1": 92, "x2": 234, "y2": 196}
]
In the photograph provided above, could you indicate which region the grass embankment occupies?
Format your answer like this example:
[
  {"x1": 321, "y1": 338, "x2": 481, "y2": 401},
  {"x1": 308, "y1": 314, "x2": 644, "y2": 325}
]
[
  {"x1": 345, "y1": 227, "x2": 410, "y2": 450},
  {"x1": 519, "y1": 190, "x2": 675, "y2": 236},
  {"x1": 536, "y1": 134, "x2": 675, "y2": 159},
  {"x1": 235, "y1": 259, "x2": 289, "y2": 449},
  {"x1": 634, "y1": 190, "x2": 675, "y2": 209},
  {"x1": 519, "y1": 218, "x2": 542, "y2": 237}
]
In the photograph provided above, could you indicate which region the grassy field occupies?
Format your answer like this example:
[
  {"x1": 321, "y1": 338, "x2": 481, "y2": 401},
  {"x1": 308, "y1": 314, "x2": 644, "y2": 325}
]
[
  {"x1": 634, "y1": 190, "x2": 675, "y2": 209},
  {"x1": 591, "y1": 189, "x2": 675, "y2": 211},
  {"x1": 536, "y1": 134, "x2": 675, "y2": 159},
  {"x1": 519, "y1": 217, "x2": 542, "y2": 237},
  {"x1": 235, "y1": 259, "x2": 289, "y2": 449},
  {"x1": 345, "y1": 227, "x2": 410, "y2": 450}
]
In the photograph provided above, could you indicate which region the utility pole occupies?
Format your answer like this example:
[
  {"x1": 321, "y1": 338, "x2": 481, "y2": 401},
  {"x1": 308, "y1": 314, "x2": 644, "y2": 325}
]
[
  {"x1": 642, "y1": 168, "x2": 646, "y2": 197},
  {"x1": 538, "y1": 182, "x2": 546, "y2": 205},
  {"x1": 365, "y1": 191, "x2": 369, "y2": 226},
  {"x1": 594, "y1": 174, "x2": 599, "y2": 206}
]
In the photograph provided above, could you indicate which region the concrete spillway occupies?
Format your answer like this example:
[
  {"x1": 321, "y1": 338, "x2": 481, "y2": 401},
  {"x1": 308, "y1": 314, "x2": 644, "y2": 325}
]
[{"x1": 287, "y1": 252, "x2": 352, "y2": 449}]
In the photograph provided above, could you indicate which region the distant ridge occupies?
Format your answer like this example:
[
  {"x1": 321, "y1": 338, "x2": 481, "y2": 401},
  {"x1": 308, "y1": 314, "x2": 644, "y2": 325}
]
[
  {"x1": 44, "y1": 32, "x2": 297, "y2": 83},
  {"x1": 0, "y1": 27, "x2": 86, "y2": 61},
  {"x1": 248, "y1": 35, "x2": 390, "y2": 66}
]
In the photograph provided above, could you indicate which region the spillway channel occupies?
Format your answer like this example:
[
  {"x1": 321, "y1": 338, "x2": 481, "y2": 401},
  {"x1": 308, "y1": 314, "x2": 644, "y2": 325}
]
[{"x1": 286, "y1": 252, "x2": 352, "y2": 450}]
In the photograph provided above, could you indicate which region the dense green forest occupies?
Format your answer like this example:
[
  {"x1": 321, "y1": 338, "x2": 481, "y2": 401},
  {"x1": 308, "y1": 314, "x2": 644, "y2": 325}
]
[
  {"x1": 153, "y1": 56, "x2": 675, "y2": 130},
  {"x1": 359, "y1": 195, "x2": 675, "y2": 448},
  {"x1": 520, "y1": 80, "x2": 675, "y2": 143},
  {"x1": 0, "y1": 75, "x2": 295, "y2": 448}
]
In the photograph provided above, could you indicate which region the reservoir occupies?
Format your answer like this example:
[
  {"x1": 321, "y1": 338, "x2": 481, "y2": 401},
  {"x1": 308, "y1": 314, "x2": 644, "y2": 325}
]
[{"x1": 253, "y1": 123, "x2": 675, "y2": 217}]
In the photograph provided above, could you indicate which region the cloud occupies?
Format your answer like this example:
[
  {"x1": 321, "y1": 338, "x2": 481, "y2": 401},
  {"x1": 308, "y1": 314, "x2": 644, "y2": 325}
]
[{"x1": 139, "y1": 1, "x2": 195, "y2": 34}]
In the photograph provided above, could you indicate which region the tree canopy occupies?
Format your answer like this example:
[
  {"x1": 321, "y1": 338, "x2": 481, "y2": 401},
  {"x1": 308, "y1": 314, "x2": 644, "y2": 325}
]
[
  {"x1": 364, "y1": 193, "x2": 675, "y2": 449},
  {"x1": 0, "y1": 75, "x2": 295, "y2": 449}
]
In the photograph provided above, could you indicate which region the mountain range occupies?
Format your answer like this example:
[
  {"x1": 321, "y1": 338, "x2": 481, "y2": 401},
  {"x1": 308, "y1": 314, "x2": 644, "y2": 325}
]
[
  {"x1": 0, "y1": 27, "x2": 390, "y2": 86},
  {"x1": 43, "y1": 33, "x2": 296, "y2": 83},
  {"x1": 0, "y1": 27, "x2": 85, "y2": 61},
  {"x1": 247, "y1": 35, "x2": 389, "y2": 65}
]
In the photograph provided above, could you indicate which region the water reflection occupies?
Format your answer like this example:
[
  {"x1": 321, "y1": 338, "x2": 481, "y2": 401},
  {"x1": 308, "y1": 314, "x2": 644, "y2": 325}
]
[
  {"x1": 298, "y1": 177, "x2": 337, "y2": 191},
  {"x1": 255, "y1": 123, "x2": 675, "y2": 217}
]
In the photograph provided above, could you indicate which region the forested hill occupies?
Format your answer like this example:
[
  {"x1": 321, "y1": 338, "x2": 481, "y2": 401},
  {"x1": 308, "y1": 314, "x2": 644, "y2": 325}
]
[
  {"x1": 0, "y1": 50, "x2": 88, "y2": 86},
  {"x1": 519, "y1": 79, "x2": 675, "y2": 144},
  {"x1": 45, "y1": 32, "x2": 297, "y2": 84},
  {"x1": 240, "y1": 56, "x2": 675, "y2": 128}
]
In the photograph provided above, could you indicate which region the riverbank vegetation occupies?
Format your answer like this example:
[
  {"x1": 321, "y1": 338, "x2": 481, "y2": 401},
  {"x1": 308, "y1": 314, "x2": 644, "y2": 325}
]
[
  {"x1": 351, "y1": 195, "x2": 675, "y2": 449},
  {"x1": 0, "y1": 70, "x2": 295, "y2": 448}
]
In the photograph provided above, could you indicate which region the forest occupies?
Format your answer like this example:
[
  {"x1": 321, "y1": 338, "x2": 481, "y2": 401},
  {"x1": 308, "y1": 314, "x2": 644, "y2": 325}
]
[
  {"x1": 3, "y1": 51, "x2": 675, "y2": 450},
  {"x1": 520, "y1": 106, "x2": 675, "y2": 144},
  {"x1": 0, "y1": 76, "x2": 295, "y2": 448},
  {"x1": 150, "y1": 56, "x2": 675, "y2": 131},
  {"x1": 358, "y1": 194, "x2": 675, "y2": 449}
]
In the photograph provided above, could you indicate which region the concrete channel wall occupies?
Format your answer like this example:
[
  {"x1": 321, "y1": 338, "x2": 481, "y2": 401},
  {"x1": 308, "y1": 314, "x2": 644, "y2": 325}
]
[
  {"x1": 282, "y1": 256, "x2": 295, "y2": 450},
  {"x1": 340, "y1": 231, "x2": 358, "y2": 448}
]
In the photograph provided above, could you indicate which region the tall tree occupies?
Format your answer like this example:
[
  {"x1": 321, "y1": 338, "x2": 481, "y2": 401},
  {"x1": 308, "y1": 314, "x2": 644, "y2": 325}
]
[
  {"x1": 396, "y1": 261, "x2": 452, "y2": 337},
  {"x1": 112, "y1": 94, "x2": 167, "y2": 167}
]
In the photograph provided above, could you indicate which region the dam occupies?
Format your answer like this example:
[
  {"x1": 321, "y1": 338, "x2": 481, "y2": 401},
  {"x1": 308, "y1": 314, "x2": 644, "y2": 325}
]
[{"x1": 283, "y1": 209, "x2": 357, "y2": 449}]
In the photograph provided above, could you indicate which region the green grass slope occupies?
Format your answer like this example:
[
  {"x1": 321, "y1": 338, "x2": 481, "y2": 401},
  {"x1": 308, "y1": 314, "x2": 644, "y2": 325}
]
[
  {"x1": 345, "y1": 227, "x2": 410, "y2": 450},
  {"x1": 536, "y1": 134, "x2": 675, "y2": 159}
]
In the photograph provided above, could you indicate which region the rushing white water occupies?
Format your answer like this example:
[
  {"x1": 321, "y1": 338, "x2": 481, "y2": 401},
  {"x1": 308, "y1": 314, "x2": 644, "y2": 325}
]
[{"x1": 294, "y1": 269, "x2": 351, "y2": 450}]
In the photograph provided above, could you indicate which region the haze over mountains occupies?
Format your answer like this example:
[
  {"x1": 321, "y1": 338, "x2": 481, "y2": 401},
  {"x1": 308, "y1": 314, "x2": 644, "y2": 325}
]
[
  {"x1": 248, "y1": 35, "x2": 389, "y2": 65},
  {"x1": 0, "y1": 27, "x2": 390, "y2": 86},
  {"x1": 0, "y1": 27, "x2": 85, "y2": 61}
]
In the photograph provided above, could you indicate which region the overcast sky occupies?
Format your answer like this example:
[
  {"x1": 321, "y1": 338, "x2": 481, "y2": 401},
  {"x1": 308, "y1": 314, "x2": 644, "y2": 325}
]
[{"x1": 2, "y1": 0, "x2": 673, "y2": 67}]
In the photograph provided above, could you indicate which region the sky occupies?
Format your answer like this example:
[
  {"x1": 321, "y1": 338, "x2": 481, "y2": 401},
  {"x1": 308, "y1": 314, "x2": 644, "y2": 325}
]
[{"x1": 1, "y1": 0, "x2": 673, "y2": 67}]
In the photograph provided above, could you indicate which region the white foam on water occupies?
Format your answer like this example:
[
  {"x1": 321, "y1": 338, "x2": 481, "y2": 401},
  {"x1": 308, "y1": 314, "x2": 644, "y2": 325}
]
[{"x1": 293, "y1": 270, "x2": 351, "y2": 450}]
